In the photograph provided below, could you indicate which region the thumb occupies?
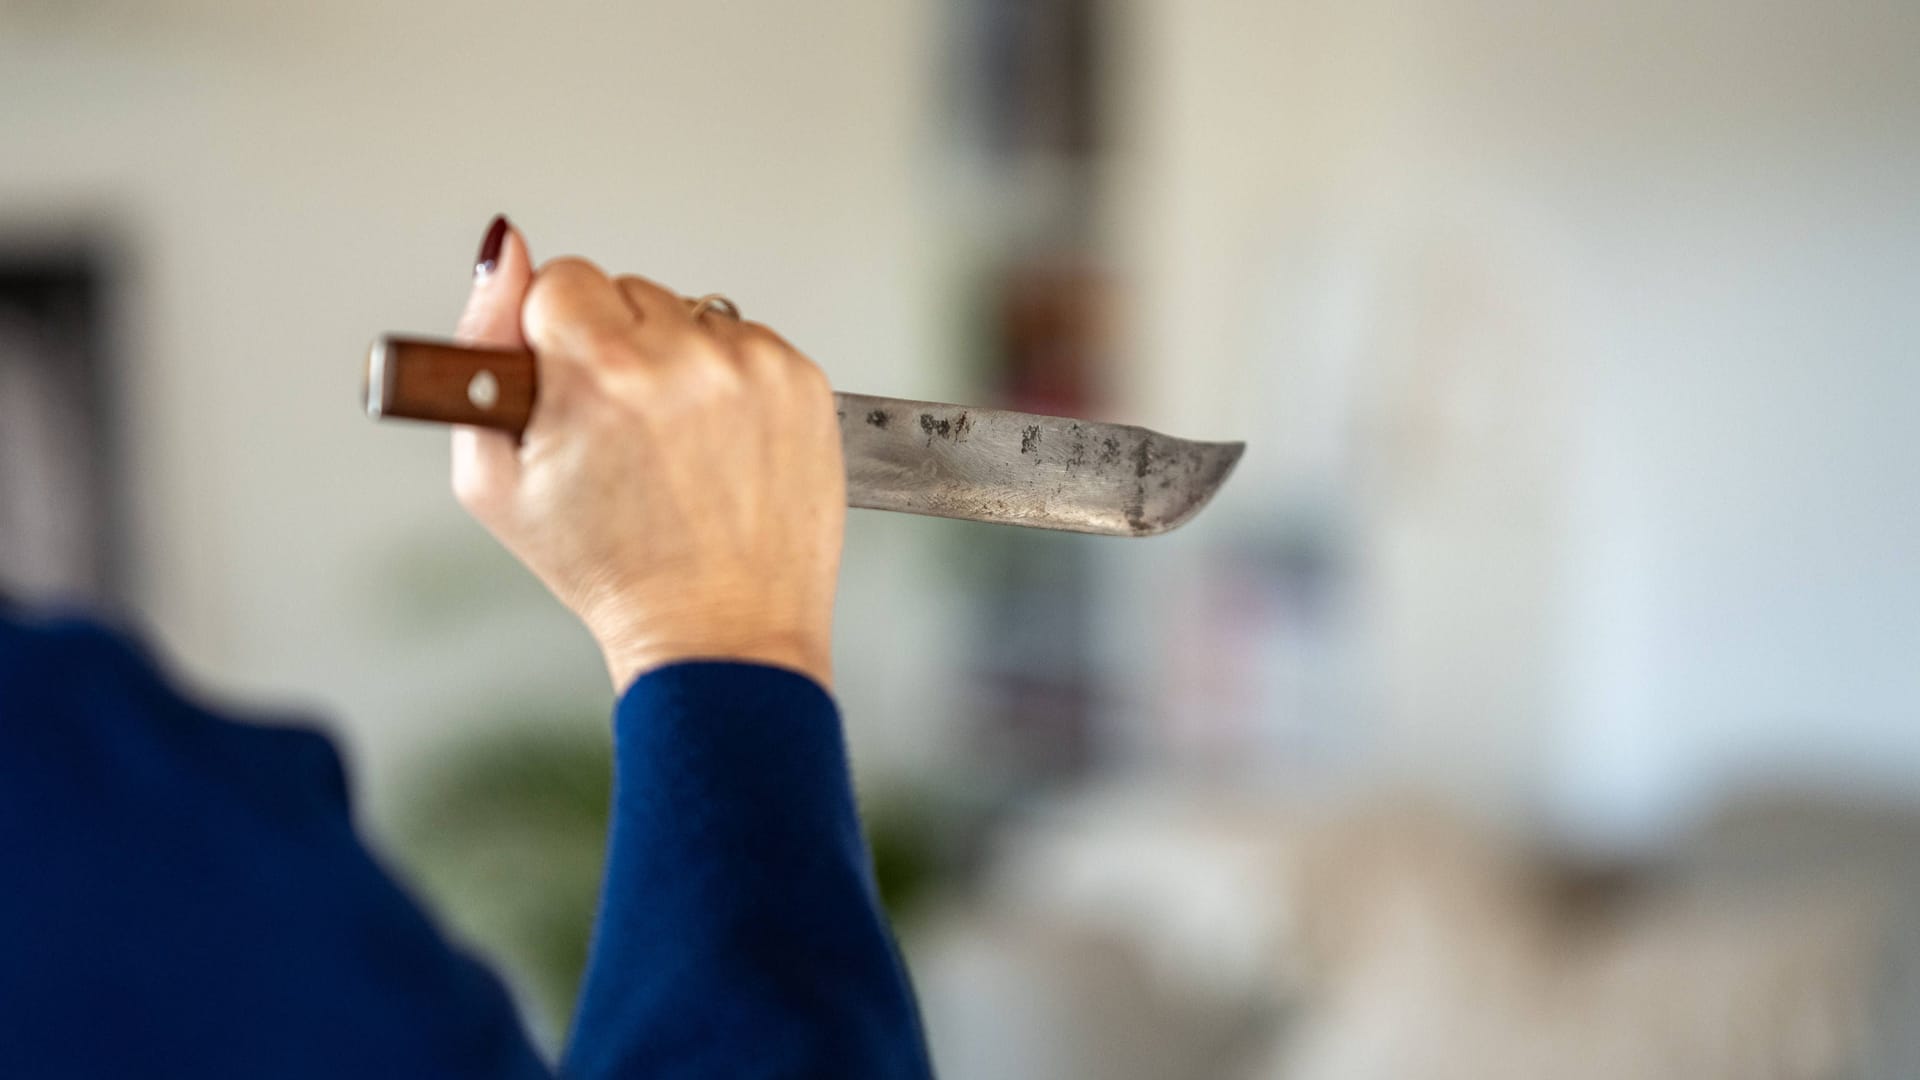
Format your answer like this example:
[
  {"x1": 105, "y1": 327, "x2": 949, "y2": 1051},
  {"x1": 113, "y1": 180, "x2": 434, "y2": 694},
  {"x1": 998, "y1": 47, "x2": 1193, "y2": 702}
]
[
  {"x1": 456, "y1": 214, "x2": 533, "y2": 345},
  {"x1": 451, "y1": 214, "x2": 532, "y2": 515}
]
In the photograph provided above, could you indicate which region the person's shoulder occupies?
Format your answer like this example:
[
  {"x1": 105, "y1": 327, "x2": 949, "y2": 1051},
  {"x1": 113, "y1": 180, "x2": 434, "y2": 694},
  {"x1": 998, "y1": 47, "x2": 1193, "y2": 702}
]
[
  {"x1": 0, "y1": 606, "x2": 353, "y2": 817},
  {"x1": 0, "y1": 607, "x2": 181, "y2": 742},
  {"x1": 0, "y1": 607, "x2": 159, "y2": 690}
]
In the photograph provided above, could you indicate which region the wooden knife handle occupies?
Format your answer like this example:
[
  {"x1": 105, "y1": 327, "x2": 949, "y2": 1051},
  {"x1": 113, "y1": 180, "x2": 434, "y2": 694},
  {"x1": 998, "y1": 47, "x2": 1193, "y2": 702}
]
[{"x1": 364, "y1": 336, "x2": 536, "y2": 435}]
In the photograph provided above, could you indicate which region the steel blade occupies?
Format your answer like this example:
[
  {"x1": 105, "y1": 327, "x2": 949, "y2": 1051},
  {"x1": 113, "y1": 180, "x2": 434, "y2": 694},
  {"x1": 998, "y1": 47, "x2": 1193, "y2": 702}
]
[{"x1": 834, "y1": 393, "x2": 1243, "y2": 537}]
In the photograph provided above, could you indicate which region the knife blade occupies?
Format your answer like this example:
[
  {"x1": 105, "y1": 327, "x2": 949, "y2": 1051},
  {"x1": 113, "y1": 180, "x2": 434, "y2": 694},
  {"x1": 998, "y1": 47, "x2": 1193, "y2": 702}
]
[{"x1": 365, "y1": 336, "x2": 1242, "y2": 537}]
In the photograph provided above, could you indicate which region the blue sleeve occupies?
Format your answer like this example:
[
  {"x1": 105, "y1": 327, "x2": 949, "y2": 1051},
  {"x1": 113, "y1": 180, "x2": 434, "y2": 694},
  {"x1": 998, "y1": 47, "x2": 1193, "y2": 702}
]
[
  {"x1": 563, "y1": 662, "x2": 932, "y2": 1080},
  {"x1": 0, "y1": 616, "x2": 931, "y2": 1079}
]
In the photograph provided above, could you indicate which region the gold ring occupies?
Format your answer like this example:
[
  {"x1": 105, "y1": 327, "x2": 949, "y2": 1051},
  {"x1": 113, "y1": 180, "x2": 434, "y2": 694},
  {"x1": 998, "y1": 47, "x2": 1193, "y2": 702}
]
[{"x1": 685, "y1": 294, "x2": 740, "y2": 320}]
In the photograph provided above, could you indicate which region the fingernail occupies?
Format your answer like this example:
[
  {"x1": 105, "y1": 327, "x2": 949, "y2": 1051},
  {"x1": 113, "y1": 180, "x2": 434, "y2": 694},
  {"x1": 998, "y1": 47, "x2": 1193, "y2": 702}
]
[{"x1": 474, "y1": 214, "x2": 509, "y2": 279}]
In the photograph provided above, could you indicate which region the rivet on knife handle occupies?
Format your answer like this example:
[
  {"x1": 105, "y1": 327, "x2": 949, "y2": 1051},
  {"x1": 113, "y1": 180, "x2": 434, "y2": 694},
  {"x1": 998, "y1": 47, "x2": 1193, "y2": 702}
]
[{"x1": 364, "y1": 336, "x2": 535, "y2": 434}]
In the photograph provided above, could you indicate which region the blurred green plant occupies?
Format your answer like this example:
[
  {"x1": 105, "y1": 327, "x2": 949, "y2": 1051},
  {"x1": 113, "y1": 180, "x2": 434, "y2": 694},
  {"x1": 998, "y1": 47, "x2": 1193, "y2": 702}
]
[{"x1": 395, "y1": 720, "x2": 613, "y2": 1041}]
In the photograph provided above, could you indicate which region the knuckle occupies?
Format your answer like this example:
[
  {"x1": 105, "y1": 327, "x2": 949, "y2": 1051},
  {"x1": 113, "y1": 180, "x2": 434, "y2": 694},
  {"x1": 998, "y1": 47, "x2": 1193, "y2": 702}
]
[
  {"x1": 535, "y1": 256, "x2": 604, "y2": 288},
  {"x1": 740, "y1": 321, "x2": 794, "y2": 357},
  {"x1": 737, "y1": 336, "x2": 788, "y2": 380},
  {"x1": 734, "y1": 322, "x2": 813, "y2": 383},
  {"x1": 524, "y1": 257, "x2": 605, "y2": 316},
  {"x1": 789, "y1": 353, "x2": 833, "y2": 395},
  {"x1": 740, "y1": 319, "x2": 783, "y2": 344}
]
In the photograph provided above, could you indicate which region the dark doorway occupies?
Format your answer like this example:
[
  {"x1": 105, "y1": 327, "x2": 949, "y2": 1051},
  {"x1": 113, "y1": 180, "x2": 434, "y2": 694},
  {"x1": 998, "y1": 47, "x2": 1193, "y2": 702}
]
[{"x1": 0, "y1": 250, "x2": 120, "y2": 604}]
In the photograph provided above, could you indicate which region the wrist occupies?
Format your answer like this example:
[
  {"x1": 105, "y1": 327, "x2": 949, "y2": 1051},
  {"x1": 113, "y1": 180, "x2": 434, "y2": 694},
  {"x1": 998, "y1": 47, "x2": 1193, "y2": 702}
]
[{"x1": 595, "y1": 623, "x2": 833, "y2": 697}]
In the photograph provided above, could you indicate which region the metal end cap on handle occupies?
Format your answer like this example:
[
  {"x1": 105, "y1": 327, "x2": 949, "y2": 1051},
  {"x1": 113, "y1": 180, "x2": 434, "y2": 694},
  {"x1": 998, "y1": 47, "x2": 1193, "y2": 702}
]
[{"x1": 363, "y1": 336, "x2": 394, "y2": 420}]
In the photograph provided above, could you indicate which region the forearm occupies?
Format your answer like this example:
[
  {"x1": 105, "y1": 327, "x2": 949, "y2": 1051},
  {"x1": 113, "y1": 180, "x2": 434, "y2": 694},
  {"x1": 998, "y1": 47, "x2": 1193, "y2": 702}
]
[{"x1": 563, "y1": 662, "x2": 930, "y2": 1079}]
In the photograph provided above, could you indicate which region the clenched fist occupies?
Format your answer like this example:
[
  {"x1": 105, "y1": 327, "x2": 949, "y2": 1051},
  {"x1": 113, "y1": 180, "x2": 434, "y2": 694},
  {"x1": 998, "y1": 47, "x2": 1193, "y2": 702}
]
[{"x1": 449, "y1": 217, "x2": 844, "y2": 694}]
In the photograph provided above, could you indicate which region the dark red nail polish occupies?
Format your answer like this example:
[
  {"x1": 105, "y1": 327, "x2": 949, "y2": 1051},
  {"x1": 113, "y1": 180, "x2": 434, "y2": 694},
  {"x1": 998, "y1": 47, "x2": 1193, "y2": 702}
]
[{"x1": 475, "y1": 214, "x2": 509, "y2": 278}]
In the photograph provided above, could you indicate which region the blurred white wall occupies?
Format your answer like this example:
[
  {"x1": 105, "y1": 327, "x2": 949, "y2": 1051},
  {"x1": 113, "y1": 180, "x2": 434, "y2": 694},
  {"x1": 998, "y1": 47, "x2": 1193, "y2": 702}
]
[
  {"x1": 1115, "y1": 0, "x2": 1920, "y2": 845},
  {"x1": 0, "y1": 0, "x2": 968, "y2": 820}
]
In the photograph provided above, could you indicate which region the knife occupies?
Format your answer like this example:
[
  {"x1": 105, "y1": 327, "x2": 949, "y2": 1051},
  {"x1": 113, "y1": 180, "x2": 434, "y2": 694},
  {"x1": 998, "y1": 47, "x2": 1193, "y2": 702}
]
[{"x1": 365, "y1": 336, "x2": 1243, "y2": 537}]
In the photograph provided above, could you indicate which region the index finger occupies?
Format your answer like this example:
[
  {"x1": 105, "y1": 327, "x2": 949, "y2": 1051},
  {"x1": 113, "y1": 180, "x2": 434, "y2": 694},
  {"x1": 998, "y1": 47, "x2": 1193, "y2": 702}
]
[{"x1": 522, "y1": 257, "x2": 638, "y2": 363}]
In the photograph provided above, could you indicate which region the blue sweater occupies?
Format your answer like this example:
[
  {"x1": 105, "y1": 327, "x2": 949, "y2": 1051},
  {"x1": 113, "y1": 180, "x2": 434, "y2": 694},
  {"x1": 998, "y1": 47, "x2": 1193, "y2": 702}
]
[{"x1": 0, "y1": 612, "x2": 932, "y2": 1078}]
